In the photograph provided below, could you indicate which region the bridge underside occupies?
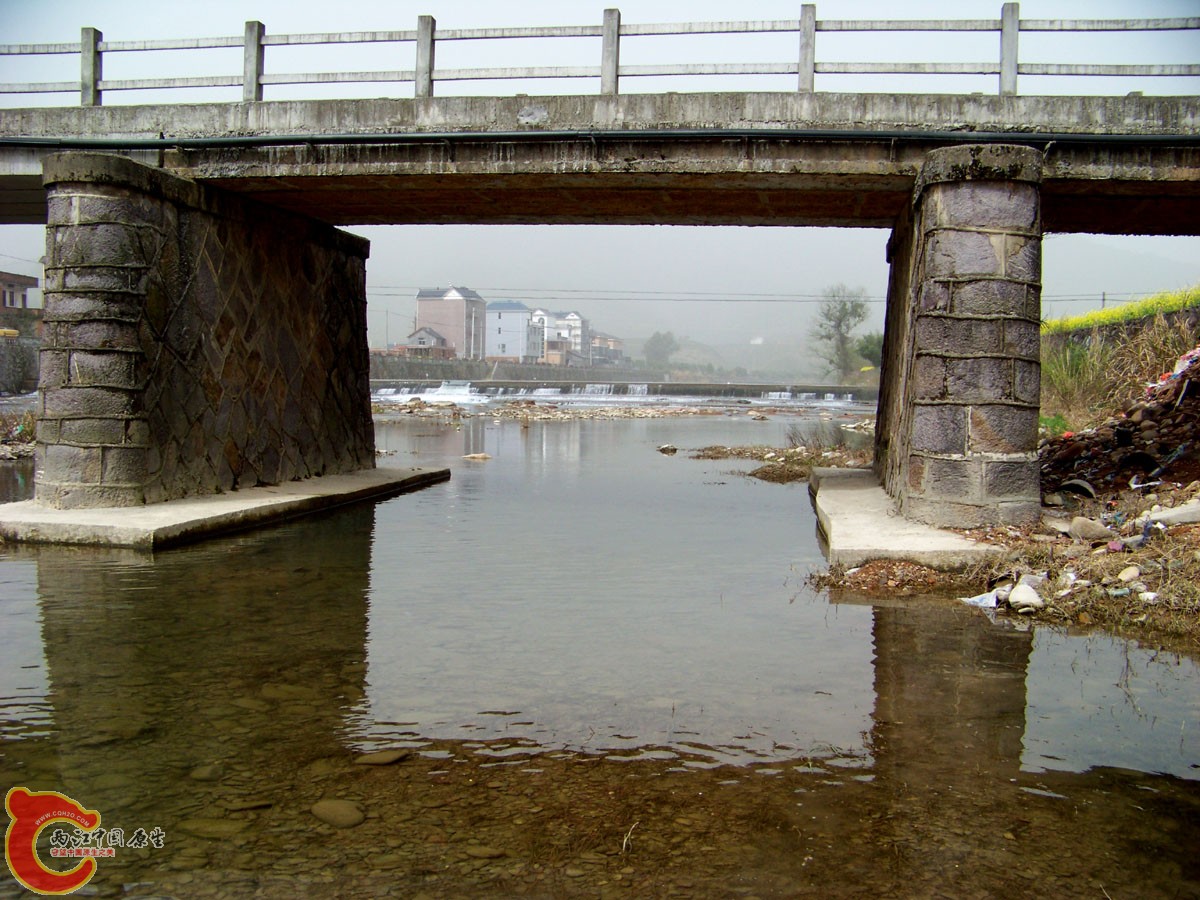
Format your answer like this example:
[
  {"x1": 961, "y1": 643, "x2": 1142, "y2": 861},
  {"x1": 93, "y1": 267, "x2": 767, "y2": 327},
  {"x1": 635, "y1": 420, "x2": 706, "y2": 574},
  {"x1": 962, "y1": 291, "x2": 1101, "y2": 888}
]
[
  {"x1": 184, "y1": 146, "x2": 1200, "y2": 236},
  {"x1": 3, "y1": 143, "x2": 1198, "y2": 235}
]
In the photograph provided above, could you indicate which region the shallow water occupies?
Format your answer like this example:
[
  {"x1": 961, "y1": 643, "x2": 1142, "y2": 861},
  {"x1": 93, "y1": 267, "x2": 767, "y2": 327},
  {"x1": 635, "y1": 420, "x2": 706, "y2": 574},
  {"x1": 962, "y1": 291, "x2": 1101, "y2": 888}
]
[{"x1": 1, "y1": 411, "x2": 1198, "y2": 898}]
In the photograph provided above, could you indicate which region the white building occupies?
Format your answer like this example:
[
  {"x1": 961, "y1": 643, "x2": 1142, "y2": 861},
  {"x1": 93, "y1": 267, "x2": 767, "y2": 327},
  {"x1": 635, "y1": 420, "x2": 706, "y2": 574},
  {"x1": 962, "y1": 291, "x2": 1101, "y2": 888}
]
[
  {"x1": 530, "y1": 308, "x2": 592, "y2": 364},
  {"x1": 485, "y1": 301, "x2": 543, "y2": 363}
]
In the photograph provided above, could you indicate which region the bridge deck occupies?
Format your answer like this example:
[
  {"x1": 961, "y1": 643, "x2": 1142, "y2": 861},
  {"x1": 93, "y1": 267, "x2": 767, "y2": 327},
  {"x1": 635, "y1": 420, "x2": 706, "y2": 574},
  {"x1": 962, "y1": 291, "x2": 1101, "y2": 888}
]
[{"x1": 1, "y1": 92, "x2": 1198, "y2": 232}]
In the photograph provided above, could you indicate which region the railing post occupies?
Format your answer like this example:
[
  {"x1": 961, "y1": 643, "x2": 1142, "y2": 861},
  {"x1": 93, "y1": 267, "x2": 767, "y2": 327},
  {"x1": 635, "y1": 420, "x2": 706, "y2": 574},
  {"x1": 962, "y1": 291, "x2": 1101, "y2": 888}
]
[
  {"x1": 80, "y1": 27, "x2": 101, "y2": 106},
  {"x1": 798, "y1": 4, "x2": 816, "y2": 92},
  {"x1": 601, "y1": 8, "x2": 620, "y2": 95},
  {"x1": 1000, "y1": 2, "x2": 1019, "y2": 96},
  {"x1": 416, "y1": 15, "x2": 436, "y2": 98},
  {"x1": 243, "y1": 21, "x2": 265, "y2": 102}
]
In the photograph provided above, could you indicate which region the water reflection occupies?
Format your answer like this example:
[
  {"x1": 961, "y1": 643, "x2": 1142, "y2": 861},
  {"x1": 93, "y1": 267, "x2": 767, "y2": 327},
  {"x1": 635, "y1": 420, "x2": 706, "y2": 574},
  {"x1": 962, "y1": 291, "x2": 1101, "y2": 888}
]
[
  {"x1": 3, "y1": 508, "x2": 373, "y2": 827},
  {"x1": 0, "y1": 414, "x2": 1196, "y2": 896}
]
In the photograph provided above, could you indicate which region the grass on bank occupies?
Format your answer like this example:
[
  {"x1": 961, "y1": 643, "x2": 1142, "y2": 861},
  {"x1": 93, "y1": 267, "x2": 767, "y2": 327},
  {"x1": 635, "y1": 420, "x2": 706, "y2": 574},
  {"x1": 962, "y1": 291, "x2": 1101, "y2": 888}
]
[
  {"x1": 1040, "y1": 288, "x2": 1199, "y2": 432},
  {"x1": 1, "y1": 411, "x2": 35, "y2": 444},
  {"x1": 1041, "y1": 285, "x2": 1200, "y2": 336}
]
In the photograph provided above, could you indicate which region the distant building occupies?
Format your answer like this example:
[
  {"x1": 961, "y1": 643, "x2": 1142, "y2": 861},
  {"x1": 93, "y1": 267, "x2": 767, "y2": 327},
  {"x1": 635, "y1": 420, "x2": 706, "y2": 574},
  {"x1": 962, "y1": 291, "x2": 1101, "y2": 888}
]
[
  {"x1": 1, "y1": 272, "x2": 37, "y2": 309},
  {"x1": 485, "y1": 301, "x2": 543, "y2": 363},
  {"x1": 0, "y1": 271, "x2": 42, "y2": 338},
  {"x1": 591, "y1": 331, "x2": 626, "y2": 365},
  {"x1": 530, "y1": 308, "x2": 594, "y2": 365},
  {"x1": 402, "y1": 326, "x2": 454, "y2": 359},
  {"x1": 560, "y1": 312, "x2": 591, "y2": 362},
  {"x1": 414, "y1": 287, "x2": 487, "y2": 359}
]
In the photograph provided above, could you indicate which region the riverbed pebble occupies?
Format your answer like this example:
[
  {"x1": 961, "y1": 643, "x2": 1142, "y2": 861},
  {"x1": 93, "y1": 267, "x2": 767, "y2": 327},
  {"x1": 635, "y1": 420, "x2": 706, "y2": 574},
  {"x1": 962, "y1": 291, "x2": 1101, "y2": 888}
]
[{"x1": 311, "y1": 799, "x2": 365, "y2": 828}]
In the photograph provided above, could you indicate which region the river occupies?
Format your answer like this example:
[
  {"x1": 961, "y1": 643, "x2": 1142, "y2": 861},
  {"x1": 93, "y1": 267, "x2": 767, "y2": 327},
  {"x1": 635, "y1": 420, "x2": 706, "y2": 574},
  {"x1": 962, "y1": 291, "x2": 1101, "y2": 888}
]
[{"x1": 1, "y1": 405, "x2": 1198, "y2": 898}]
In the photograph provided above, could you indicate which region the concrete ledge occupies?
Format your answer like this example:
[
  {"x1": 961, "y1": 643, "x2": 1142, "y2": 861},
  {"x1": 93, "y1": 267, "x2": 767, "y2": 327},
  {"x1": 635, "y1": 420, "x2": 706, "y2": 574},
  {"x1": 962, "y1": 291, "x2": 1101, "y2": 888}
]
[
  {"x1": 809, "y1": 467, "x2": 1002, "y2": 570},
  {"x1": 0, "y1": 466, "x2": 449, "y2": 550}
]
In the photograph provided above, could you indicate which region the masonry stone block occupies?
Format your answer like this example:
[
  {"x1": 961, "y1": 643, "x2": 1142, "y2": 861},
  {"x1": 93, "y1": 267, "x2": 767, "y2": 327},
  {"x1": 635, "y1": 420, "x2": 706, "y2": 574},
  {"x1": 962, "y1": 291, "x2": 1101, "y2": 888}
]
[
  {"x1": 969, "y1": 405, "x2": 1039, "y2": 454},
  {"x1": 933, "y1": 180, "x2": 1040, "y2": 230},
  {"x1": 946, "y1": 357, "x2": 1013, "y2": 402},
  {"x1": 39, "y1": 293, "x2": 143, "y2": 324},
  {"x1": 925, "y1": 230, "x2": 1003, "y2": 279},
  {"x1": 916, "y1": 281, "x2": 951, "y2": 312},
  {"x1": 101, "y1": 446, "x2": 148, "y2": 484},
  {"x1": 921, "y1": 456, "x2": 981, "y2": 500},
  {"x1": 59, "y1": 418, "x2": 129, "y2": 446},
  {"x1": 1003, "y1": 319, "x2": 1040, "y2": 358},
  {"x1": 1013, "y1": 359, "x2": 1040, "y2": 406},
  {"x1": 42, "y1": 386, "x2": 136, "y2": 419},
  {"x1": 1003, "y1": 234, "x2": 1041, "y2": 282},
  {"x1": 952, "y1": 280, "x2": 1029, "y2": 318},
  {"x1": 911, "y1": 404, "x2": 967, "y2": 455},
  {"x1": 913, "y1": 355, "x2": 946, "y2": 400},
  {"x1": 60, "y1": 321, "x2": 141, "y2": 352},
  {"x1": 984, "y1": 459, "x2": 1041, "y2": 499},
  {"x1": 36, "y1": 420, "x2": 60, "y2": 443},
  {"x1": 39, "y1": 350, "x2": 69, "y2": 388},
  {"x1": 39, "y1": 444, "x2": 102, "y2": 484},
  {"x1": 68, "y1": 350, "x2": 137, "y2": 387}
]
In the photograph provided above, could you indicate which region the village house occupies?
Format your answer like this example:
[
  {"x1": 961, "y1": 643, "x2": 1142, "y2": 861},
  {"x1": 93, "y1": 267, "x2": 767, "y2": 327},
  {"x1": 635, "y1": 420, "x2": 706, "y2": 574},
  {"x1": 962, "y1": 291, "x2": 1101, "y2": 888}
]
[
  {"x1": 0, "y1": 270, "x2": 42, "y2": 338},
  {"x1": 485, "y1": 301, "x2": 544, "y2": 364},
  {"x1": 400, "y1": 326, "x2": 454, "y2": 359},
  {"x1": 414, "y1": 287, "x2": 487, "y2": 359}
]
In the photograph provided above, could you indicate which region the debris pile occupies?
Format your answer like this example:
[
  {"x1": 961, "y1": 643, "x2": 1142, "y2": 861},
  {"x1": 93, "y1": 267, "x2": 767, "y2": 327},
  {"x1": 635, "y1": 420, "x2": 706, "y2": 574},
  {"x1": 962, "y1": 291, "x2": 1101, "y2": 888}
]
[{"x1": 1040, "y1": 344, "x2": 1200, "y2": 494}]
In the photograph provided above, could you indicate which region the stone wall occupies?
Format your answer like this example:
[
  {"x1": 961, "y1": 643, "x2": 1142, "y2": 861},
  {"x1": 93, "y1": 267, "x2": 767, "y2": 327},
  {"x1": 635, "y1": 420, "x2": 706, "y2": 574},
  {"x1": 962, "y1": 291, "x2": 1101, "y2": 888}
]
[
  {"x1": 36, "y1": 152, "x2": 374, "y2": 508},
  {"x1": 877, "y1": 145, "x2": 1044, "y2": 528}
]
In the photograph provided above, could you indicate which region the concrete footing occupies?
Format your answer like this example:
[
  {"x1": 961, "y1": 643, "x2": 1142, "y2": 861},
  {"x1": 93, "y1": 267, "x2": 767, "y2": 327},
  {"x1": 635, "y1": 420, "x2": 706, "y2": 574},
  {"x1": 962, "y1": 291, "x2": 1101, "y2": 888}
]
[
  {"x1": 0, "y1": 466, "x2": 448, "y2": 550},
  {"x1": 809, "y1": 468, "x2": 1002, "y2": 570}
]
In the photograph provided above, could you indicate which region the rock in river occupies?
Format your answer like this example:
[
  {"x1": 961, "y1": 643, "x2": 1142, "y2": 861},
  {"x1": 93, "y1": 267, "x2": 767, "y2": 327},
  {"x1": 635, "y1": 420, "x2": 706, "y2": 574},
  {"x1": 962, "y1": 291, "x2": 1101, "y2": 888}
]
[{"x1": 311, "y1": 799, "x2": 365, "y2": 828}]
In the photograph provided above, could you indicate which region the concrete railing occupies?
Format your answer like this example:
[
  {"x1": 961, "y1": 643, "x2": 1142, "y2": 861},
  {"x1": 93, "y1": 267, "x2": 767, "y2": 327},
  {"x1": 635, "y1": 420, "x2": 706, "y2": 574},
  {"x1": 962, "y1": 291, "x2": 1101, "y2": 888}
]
[{"x1": 1, "y1": 3, "x2": 1196, "y2": 105}]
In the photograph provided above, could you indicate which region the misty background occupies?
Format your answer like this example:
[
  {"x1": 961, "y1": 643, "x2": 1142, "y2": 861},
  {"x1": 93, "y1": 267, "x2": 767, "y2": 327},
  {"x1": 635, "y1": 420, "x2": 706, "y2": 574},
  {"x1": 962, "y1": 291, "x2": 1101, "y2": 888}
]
[{"x1": 2, "y1": 0, "x2": 1198, "y2": 379}]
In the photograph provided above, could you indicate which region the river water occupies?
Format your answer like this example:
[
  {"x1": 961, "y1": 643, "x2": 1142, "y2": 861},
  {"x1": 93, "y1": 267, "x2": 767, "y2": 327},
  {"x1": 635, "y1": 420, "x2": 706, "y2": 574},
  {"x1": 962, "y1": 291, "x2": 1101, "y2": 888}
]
[{"x1": 1, "y1": 406, "x2": 1198, "y2": 898}]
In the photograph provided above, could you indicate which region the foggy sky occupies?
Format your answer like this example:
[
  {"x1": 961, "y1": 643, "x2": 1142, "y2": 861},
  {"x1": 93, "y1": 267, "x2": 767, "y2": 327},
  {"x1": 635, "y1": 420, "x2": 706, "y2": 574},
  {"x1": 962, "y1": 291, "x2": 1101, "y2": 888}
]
[{"x1": 1, "y1": 0, "x2": 1197, "y2": 350}]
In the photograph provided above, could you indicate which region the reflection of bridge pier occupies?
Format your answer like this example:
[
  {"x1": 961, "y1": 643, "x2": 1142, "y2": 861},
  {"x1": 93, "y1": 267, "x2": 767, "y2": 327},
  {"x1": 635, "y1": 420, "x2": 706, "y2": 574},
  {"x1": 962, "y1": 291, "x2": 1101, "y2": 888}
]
[
  {"x1": 838, "y1": 596, "x2": 1036, "y2": 893},
  {"x1": 20, "y1": 506, "x2": 375, "y2": 839}
]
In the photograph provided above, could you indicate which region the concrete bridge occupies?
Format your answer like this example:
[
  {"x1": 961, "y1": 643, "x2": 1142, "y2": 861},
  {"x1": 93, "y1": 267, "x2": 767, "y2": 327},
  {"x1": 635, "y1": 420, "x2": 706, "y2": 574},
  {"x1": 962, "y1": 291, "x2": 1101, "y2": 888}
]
[{"x1": 1, "y1": 5, "x2": 1197, "y2": 528}]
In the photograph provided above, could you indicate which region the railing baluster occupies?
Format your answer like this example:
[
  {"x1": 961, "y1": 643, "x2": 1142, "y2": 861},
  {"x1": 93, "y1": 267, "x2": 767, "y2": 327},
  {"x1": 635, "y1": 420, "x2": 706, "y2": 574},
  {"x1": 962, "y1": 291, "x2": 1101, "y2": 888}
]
[
  {"x1": 80, "y1": 27, "x2": 101, "y2": 106},
  {"x1": 798, "y1": 4, "x2": 816, "y2": 92},
  {"x1": 243, "y1": 21, "x2": 265, "y2": 102},
  {"x1": 1000, "y1": 2, "x2": 1019, "y2": 95},
  {"x1": 416, "y1": 15, "x2": 435, "y2": 98},
  {"x1": 2, "y1": 8, "x2": 1196, "y2": 105},
  {"x1": 601, "y1": 9, "x2": 621, "y2": 95}
]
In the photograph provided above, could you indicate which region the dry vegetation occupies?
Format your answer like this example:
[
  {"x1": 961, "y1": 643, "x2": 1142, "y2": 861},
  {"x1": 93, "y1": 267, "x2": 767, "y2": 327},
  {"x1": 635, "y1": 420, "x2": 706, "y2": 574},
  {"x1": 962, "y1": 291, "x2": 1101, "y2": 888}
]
[{"x1": 816, "y1": 298, "x2": 1200, "y2": 648}]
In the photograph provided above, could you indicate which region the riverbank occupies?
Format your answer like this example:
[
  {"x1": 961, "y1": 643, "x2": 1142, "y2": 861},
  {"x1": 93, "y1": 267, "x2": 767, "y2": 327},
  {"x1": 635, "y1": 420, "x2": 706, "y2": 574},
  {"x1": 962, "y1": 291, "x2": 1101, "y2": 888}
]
[{"x1": 816, "y1": 345, "x2": 1200, "y2": 648}]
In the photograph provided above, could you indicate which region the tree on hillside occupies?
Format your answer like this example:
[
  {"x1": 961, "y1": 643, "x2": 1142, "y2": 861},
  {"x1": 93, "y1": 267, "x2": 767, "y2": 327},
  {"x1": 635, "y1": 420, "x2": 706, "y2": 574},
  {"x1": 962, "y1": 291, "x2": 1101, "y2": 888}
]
[
  {"x1": 811, "y1": 285, "x2": 868, "y2": 383},
  {"x1": 643, "y1": 331, "x2": 680, "y2": 368},
  {"x1": 856, "y1": 331, "x2": 885, "y2": 369}
]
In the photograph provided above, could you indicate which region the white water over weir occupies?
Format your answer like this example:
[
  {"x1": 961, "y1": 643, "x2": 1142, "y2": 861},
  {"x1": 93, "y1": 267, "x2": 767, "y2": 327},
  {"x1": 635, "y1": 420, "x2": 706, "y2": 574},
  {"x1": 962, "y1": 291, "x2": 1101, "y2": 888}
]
[{"x1": 371, "y1": 381, "x2": 869, "y2": 403}]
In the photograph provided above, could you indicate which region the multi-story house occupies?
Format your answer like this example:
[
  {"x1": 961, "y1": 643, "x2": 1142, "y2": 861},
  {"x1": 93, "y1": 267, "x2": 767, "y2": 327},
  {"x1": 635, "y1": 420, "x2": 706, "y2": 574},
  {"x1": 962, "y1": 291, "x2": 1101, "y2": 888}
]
[
  {"x1": 414, "y1": 287, "x2": 487, "y2": 359},
  {"x1": 485, "y1": 301, "x2": 544, "y2": 363},
  {"x1": 529, "y1": 308, "x2": 593, "y2": 365},
  {"x1": 590, "y1": 332, "x2": 626, "y2": 365}
]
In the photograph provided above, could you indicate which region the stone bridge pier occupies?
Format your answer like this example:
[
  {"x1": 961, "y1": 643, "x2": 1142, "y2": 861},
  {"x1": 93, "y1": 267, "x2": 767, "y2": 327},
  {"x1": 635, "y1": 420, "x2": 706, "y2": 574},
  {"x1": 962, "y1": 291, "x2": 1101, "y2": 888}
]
[
  {"x1": 876, "y1": 144, "x2": 1044, "y2": 528},
  {"x1": 34, "y1": 152, "x2": 375, "y2": 508}
]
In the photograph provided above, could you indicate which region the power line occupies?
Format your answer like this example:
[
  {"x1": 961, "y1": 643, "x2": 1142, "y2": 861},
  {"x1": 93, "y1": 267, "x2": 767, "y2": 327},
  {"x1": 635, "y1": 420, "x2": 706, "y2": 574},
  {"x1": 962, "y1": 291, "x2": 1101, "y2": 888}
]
[{"x1": 366, "y1": 284, "x2": 1177, "y2": 305}]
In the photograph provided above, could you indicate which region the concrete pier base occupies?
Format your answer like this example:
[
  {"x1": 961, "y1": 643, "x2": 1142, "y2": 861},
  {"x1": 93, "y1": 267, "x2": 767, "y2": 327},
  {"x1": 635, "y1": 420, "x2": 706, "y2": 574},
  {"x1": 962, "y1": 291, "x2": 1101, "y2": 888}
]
[
  {"x1": 809, "y1": 468, "x2": 1002, "y2": 570},
  {"x1": 0, "y1": 466, "x2": 448, "y2": 550}
]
